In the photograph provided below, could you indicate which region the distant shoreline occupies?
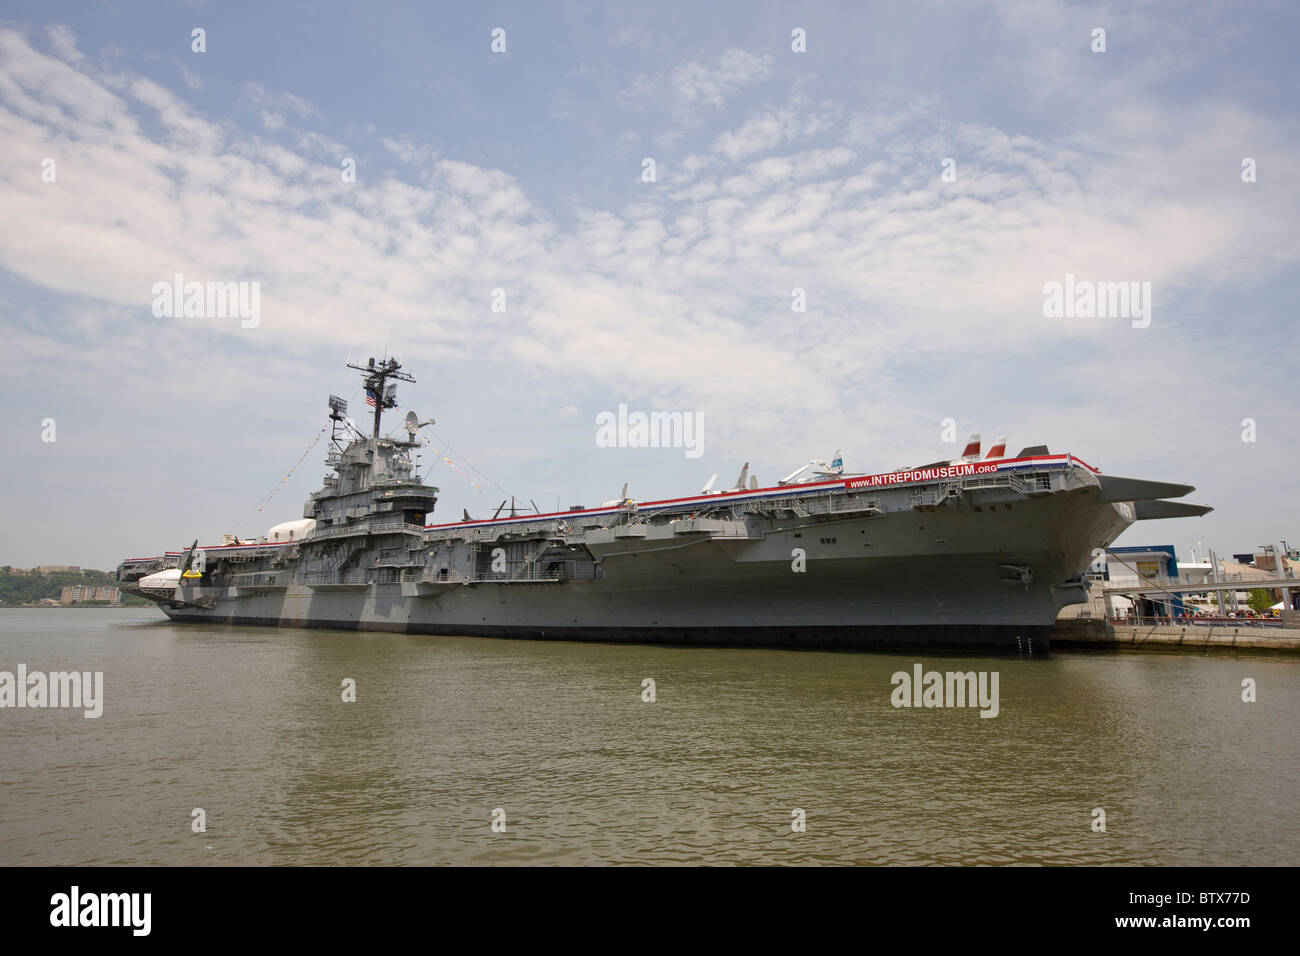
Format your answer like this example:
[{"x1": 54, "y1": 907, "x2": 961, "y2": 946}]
[{"x1": 0, "y1": 604, "x2": 151, "y2": 610}]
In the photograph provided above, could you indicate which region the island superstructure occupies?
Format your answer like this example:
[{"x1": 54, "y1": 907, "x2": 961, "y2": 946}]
[{"x1": 117, "y1": 356, "x2": 1212, "y2": 652}]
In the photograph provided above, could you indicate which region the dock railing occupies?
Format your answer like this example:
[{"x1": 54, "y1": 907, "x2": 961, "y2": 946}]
[{"x1": 1109, "y1": 615, "x2": 1282, "y2": 628}]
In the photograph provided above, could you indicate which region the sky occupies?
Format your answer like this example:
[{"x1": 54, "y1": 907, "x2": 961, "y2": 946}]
[{"x1": 0, "y1": 0, "x2": 1296, "y2": 571}]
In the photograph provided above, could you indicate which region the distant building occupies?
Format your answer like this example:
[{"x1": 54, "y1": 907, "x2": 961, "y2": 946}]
[
  {"x1": 1099, "y1": 545, "x2": 1186, "y2": 617},
  {"x1": 1069, "y1": 542, "x2": 1295, "y2": 621},
  {"x1": 1253, "y1": 551, "x2": 1295, "y2": 575},
  {"x1": 1100, "y1": 545, "x2": 1179, "y2": 585},
  {"x1": 59, "y1": 585, "x2": 120, "y2": 605},
  {"x1": 1218, "y1": 558, "x2": 1281, "y2": 583},
  {"x1": 37, "y1": 565, "x2": 80, "y2": 574}
]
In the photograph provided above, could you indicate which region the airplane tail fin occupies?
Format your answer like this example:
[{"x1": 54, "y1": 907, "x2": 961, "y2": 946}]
[
  {"x1": 960, "y1": 433, "x2": 981, "y2": 459},
  {"x1": 178, "y1": 539, "x2": 199, "y2": 576},
  {"x1": 984, "y1": 436, "x2": 1006, "y2": 459}
]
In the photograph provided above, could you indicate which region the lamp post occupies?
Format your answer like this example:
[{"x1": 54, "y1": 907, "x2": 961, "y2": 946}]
[
  {"x1": 1210, "y1": 548, "x2": 1226, "y2": 617},
  {"x1": 1278, "y1": 541, "x2": 1293, "y2": 613}
]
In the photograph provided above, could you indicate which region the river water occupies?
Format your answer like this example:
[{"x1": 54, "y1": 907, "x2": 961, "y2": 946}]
[{"x1": 1, "y1": 607, "x2": 1296, "y2": 865}]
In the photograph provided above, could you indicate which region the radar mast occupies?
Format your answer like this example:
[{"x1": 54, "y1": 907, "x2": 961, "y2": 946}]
[{"x1": 346, "y1": 356, "x2": 416, "y2": 438}]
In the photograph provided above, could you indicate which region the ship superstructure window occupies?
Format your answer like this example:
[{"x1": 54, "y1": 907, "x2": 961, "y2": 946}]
[{"x1": 819, "y1": 537, "x2": 837, "y2": 544}]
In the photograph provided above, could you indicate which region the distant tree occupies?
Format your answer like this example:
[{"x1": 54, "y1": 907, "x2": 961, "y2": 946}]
[{"x1": 1247, "y1": 588, "x2": 1276, "y2": 613}]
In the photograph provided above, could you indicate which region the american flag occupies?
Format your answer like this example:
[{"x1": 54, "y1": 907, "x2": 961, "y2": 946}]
[{"x1": 365, "y1": 387, "x2": 379, "y2": 408}]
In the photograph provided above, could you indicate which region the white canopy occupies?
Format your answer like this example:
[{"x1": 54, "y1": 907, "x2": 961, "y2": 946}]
[{"x1": 138, "y1": 568, "x2": 181, "y2": 589}]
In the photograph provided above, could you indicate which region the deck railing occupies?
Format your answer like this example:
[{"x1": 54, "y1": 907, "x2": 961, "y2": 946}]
[{"x1": 305, "y1": 520, "x2": 425, "y2": 542}]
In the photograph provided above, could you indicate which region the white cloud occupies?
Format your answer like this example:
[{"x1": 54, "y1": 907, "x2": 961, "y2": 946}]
[
  {"x1": 671, "y1": 49, "x2": 772, "y2": 108},
  {"x1": 618, "y1": 72, "x2": 655, "y2": 104},
  {"x1": 45, "y1": 25, "x2": 82, "y2": 63},
  {"x1": 177, "y1": 61, "x2": 203, "y2": 90},
  {"x1": 711, "y1": 110, "x2": 802, "y2": 161},
  {"x1": 382, "y1": 135, "x2": 439, "y2": 169},
  {"x1": 244, "y1": 81, "x2": 317, "y2": 119},
  {"x1": 612, "y1": 26, "x2": 652, "y2": 49}
]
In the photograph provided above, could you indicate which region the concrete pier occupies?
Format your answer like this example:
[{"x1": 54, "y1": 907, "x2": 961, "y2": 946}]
[{"x1": 1052, "y1": 619, "x2": 1300, "y2": 652}]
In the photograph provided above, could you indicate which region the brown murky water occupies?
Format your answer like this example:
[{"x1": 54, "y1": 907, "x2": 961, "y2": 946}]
[{"x1": 1, "y1": 608, "x2": 1296, "y2": 865}]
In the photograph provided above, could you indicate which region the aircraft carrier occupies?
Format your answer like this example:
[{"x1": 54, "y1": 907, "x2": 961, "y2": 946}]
[{"x1": 117, "y1": 356, "x2": 1212, "y2": 652}]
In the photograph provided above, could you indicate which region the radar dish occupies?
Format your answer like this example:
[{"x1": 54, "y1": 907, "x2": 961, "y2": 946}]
[{"x1": 404, "y1": 411, "x2": 419, "y2": 435}]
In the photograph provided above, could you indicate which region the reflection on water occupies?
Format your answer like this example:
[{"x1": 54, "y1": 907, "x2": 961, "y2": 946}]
[{"x1": 1, "y1": 608, "x2": 1296, "y2": 865}]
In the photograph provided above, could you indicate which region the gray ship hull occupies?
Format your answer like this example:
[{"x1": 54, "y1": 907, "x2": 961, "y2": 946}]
[{"x1": 165, "y1": 608, "x2": 1053, "y2": 652}]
